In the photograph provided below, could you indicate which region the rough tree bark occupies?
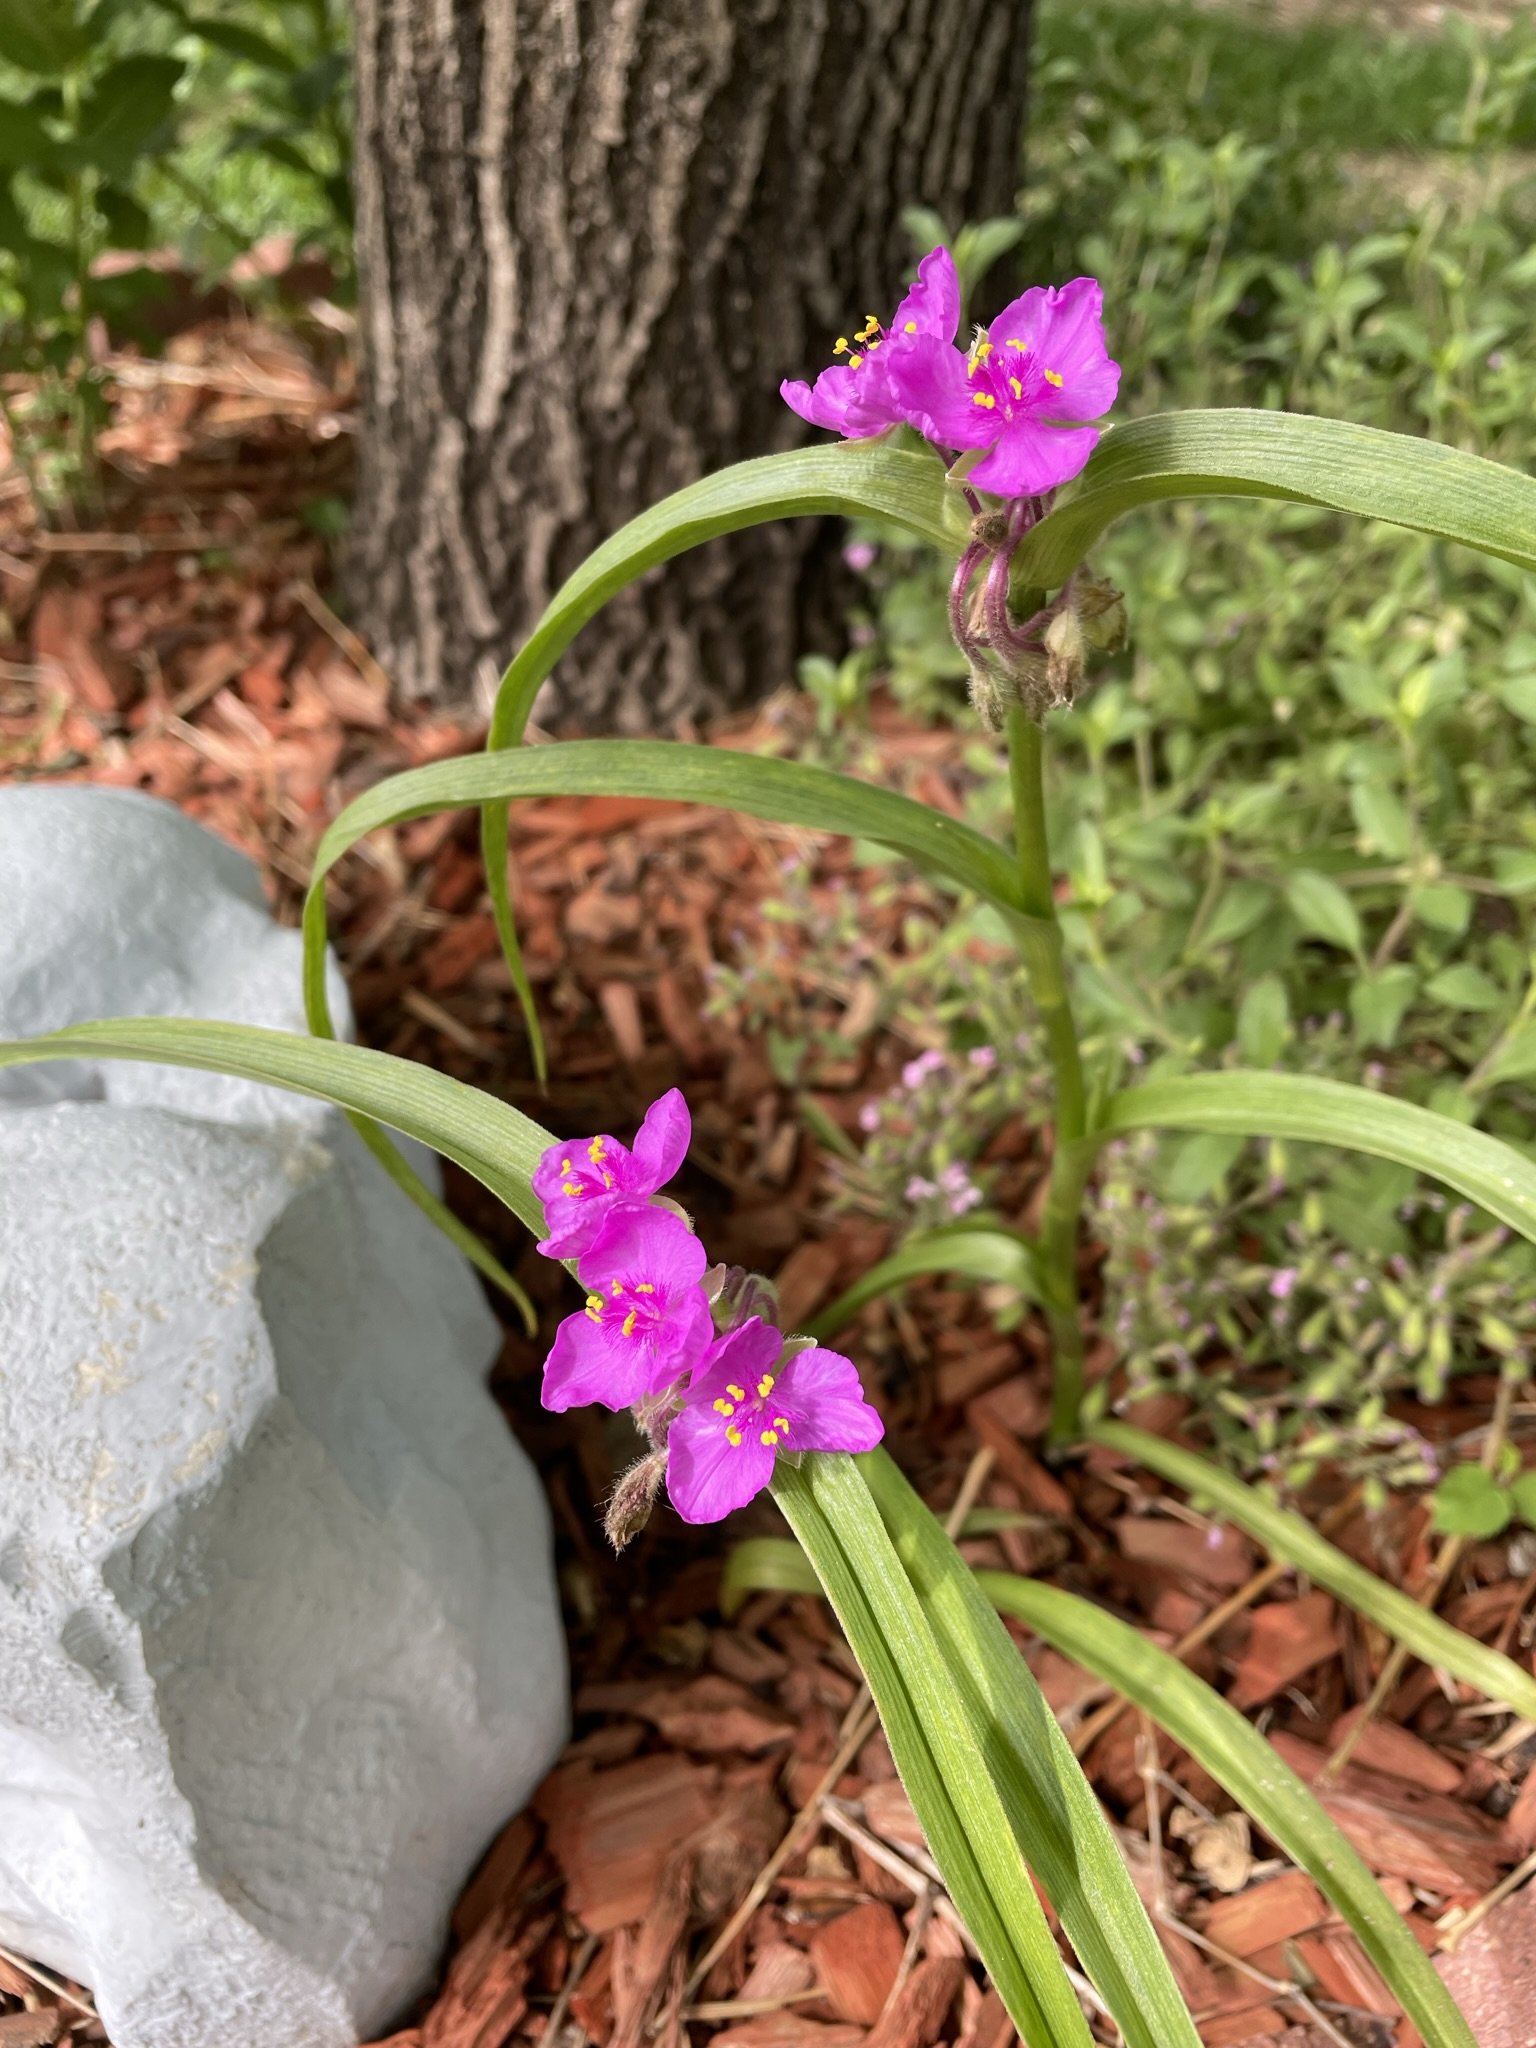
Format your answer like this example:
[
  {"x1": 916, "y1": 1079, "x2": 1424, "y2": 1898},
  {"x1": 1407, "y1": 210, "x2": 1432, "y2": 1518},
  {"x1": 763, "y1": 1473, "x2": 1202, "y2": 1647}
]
[{"x1": 349, "y1": 0, "x2": 1034, "y2": 727}]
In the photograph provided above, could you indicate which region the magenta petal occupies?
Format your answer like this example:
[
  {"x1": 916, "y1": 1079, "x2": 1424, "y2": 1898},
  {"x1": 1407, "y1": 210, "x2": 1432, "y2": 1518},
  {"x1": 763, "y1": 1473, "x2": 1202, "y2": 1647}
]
[
  {"x1": 665, "y1": 1400, "x2": 778, "y2": 1523},
  {"x1": 969, "y1": 419, "x2": 1101, "y2": 498},
  {"x1": 780, "y1": 369, "x2": 892, "y2": 439},
  {"x1": 885, "y1": 335, "x2": 995, "y2": 448},
  {"x1": 630, "y1": 1087, "x2": 690, "y2": 1188},
  {"x1": 990, "y1": 278, "x2": 1119, "y2": 421},
  {"x1": 542, "y1": 1311, "x2": 663, "y2": 1412},
  {"x1": 776, "y1": 1346, "x2": 884, "y2": 1452},
  {"x1": 690, "y1": 1317, "x2": 783, "y2": 1400},
  {"x1": 580, "y1": 1202, "x2": 706, "y2": 1296},
  {"x1": 890, "y1": 246, "x2": 961, "y2": 344}
]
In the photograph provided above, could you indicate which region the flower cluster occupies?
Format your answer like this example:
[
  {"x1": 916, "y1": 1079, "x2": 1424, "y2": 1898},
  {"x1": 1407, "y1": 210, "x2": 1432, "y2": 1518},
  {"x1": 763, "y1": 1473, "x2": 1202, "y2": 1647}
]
[
  {"x1": 533, "y1": 1091, "x2": 883, "y2": 1531},
  {"x1": 782, "y1": 246, "x2": 1119, "y2": 499}
]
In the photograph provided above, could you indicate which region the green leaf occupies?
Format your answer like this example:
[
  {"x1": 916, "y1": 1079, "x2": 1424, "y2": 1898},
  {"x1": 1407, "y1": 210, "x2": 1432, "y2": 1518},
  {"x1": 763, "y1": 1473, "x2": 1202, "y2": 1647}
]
[
  {"x1": 477, "y1": 442, "x2": 959, "y2": 1079},
  {"x1": 1164, "y1": 1130, "x2": 1246, "y2": 1200},
  {"x1": 0, "y1": 1020, "x2": 547, "y2": 1323},
  {"x1": 1197, "y1": 879, "x2": 1275, "y2": 951},
  {"x1": 1424, "y1": 963, "x2": 1506, "y2": 1013},
  {"x1": 1413, "y1": 881, "x2": 1472, "y2": 935},
  {"x1": 302, "y1": 737, "x2": 1036, "y2": 1052},
  {"x1": 1089, "y1": 1422, "x2": 1536, "y2": 1722},
  {"x1": 1431, "y1": 1465, "x2": 1512, "y2": 1539},
  {"x1": 1509, "y1": 1473, "x2": 1536, "y2": 1530},
  {"x1": 1236, "y1": 973, "x2": 1289, "y2": 1065},
  {"x1": 0, "y1": 0, "x2": 84, "y2": 76},
  {"x1": 720, "y1": 1535, "x2": 823, "y2": 1618},
  {"x1": 806, "y1": 1225, "x2": 1042, "y2": 1340},
  {"x1": 776, "y1": 1459, "x2": 1095, "y2": 2048},
  {"x1": 185, "y1": 15, "x2": 297, "y2": 68},
  {"x1": 0, "y1": 96, "x2": 58, "y2": 169},
  {"x1": 1497, "y1": 671, "x2": 1536, "y2": 724},
  {"x1": 1350, "y1": 964, "x2": 1418, "y2": 1049},
  {"x1": 979, "y1": 1575, "x2": 1479, "y2": 2048},
  {"x1": 1482, "y1": 1024, "x2": 1536, "y2": 1088},
  {"x1": 1099, "y1": 1069, "x2": 1536, "y2": 1248},
  {"x1": 860, "y1": 1452, "x2": 1203, "y2": 2048},
  {"x1": 1015, "y1": 409, "x2": 1536, "y2": 593},
  {"x1": 70, "y1": 56, "x2": 184, "y2": 176},
  {"x1": 1350, "y1": 782, "x2": 1413, "y2": 860},
  {"x1": 1284, "y1": 867, "x2": 1363, "y2": 955}
]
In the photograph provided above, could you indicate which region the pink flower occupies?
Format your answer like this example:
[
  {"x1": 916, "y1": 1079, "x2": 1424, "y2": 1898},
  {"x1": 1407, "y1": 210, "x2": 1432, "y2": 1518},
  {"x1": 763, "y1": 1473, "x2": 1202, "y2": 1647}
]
[
  {"x1": 665, "y1": 1318, "x2": 884, "y2": 1524},
  {"x1": 781, "y1": 247, "x2": 962, "y2": 440},
  {"x1": 887, "y1": 277, "x2": 1119, "y2": 497},
  {"x1": 532, "y1": 1088, "x2": 690, "y2": 1258},
  {"x1": 541, "y1": 1205, "x2": 713, "y2": 1413}
]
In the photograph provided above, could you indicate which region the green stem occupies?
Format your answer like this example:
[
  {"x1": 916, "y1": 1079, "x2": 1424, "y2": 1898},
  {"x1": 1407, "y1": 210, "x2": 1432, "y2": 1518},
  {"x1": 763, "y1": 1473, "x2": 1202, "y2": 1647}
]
[{"x1": 1004, "y1": 706, "x2": 1090, "y2": 1446}]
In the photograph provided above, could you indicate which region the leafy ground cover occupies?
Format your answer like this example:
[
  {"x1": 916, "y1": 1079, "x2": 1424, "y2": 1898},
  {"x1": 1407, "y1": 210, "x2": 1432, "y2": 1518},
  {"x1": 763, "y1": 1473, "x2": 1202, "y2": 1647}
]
[{"x1": 4, "y1": 3, "x2": 1536, "y2": 2046}]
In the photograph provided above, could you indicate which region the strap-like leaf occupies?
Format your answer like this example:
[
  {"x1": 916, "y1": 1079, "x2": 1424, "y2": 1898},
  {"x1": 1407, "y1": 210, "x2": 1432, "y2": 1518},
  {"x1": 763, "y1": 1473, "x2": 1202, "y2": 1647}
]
[
  {"x1": 1097, "y1": 1069, "x2": 1536, "y2": 1247},
  {"x1": 806, "y1": 1224, "x2": 1042, "y2": 1340},
  {"x1": 861, "y1": 1450, "x2": 1205, "y2": 2048},
  {"x1": 1016, "y1": 408, "x2": 1536, "y2": 591},
  {"x1": 0, "y1": 1019, "x2": 552, "y2": 1236},
  {"x1": 979, "y1": 1574, "x2": 1477, "y2": 2048},
  {"x1": 776, "y1": 1457, "x2": 1097, "y2": 2048},
  {"x1": 1091, "y1": 1421, "x2": 1536, "y2": 1724}
]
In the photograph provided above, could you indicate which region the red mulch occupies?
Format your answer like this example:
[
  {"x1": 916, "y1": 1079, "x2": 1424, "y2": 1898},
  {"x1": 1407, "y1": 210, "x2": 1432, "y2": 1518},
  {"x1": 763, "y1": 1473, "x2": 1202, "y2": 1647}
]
[{"x1": 2, "y1": 325, "x2": 1534, "y2": 2048}]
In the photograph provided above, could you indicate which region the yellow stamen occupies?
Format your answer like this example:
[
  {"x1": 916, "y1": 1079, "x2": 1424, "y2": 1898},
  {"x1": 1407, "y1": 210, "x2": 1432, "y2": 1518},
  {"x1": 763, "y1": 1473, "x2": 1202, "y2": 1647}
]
[
  {"x1": 847, "y1": 352, "x2": 863, "y2": 367},
  {"x1": 610, "y1": 1280, "x2": 623, "y2": 1297},
  {"x1": 1005, "y1": 337, "x2": 1026, "y2": 352},
  {"x1": 972, "y1": 392, "x2": 996, "y2": 409},
  {"x1": 713, "y1": 1398, "x2": 736, "y2": 1417},
  {"x1": 833, "y1": 336, "x2": 850, "y2": 355},
  {"x1": 726, "y1": 1427, "x2": 743, "y2": 1447},
  {"x1": 726, "y1": 1383, "x2": 746, "y2": 1401},
  {"x1": 587, "y1": 1136, "x2": 606, "y2": 1164},
  {"x1": 561, "y1": 1158, "x2": 573, "y2": 1173},
  {"x1": 584, "y1": 1294, "x2": 604, "y2": 1324},
  {"x1": 635, "y1": 1283, "x2": 655, "y2": 1294},
  {"x1": 756, "y1": 1374, "x2": 775, "y2": 1398},
  {"x1": 760, "y1": 1429, "x2": 779, "y2": 1446},
  {"x1": 1009, "y1": 376, "x2": 1024, "y2": 400},
  {"x1": 966, "y1": 338, "x2": 994, "y2": 378},
  {"x1": 774, "y1": 1416, "x2": 790, "y2": 1431},
  {"x1": 903, "y1": 320, "x2": 917, "y2": 333},
  {"x1": 620, "y1": 1309, "x2": 637, "y2": 1337},
  {"x1": 562, "y1": 1181, "x2": 582, "y2": 1197},
  {"x1": 1043, "y1": 367, "x2": 1064, "y2": 388}
]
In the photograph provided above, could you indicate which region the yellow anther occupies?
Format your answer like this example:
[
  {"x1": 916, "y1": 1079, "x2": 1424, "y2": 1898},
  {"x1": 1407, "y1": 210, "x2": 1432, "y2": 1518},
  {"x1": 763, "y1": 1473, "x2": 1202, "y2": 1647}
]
[
  {"x1": 561, "y1": 1158, "x2": 573, "y2": 1174},
  {"x1": 584, "y1": 1295, "x2": 604, "y2": 1324},
  {"x1": 586, "y1": 1293, "x2": 603, "y2": 1310},
  {"x1": 1043, "y1": 367, "x2": 1064, "y2": 388},
  {"x1": 726, "y1": 1427, "x2": 743, "y2": 1447},
  {"x1": 903, "y1": 320, "x2": 917, "y2": 333},
  {"x1": 713, "y1": 1398, "x2": 736, "y2": 1417},
  {"x1": 619, "y1": 1309, "x2": 636, "y2": 1338},
  {"x1": 972, "y1": 392, "x2": 997, "y2": 409},
  {"x1": 847, "y1": 352, "x2": 863, "y2": 368},
  {"x1": 726, "y1": 1383, "x2": 746, "y2": 1401},
  {"x1": 756, "y1": 1374, "x2": 775, "y2": 1398},
  {"x1": 587, "y1": 1136, "x2": 606, "y2": 1163},
  {"x1": 1008, "y1": 376, "x2": 1023, "y2": 400},
  {"x1": 1005, "y1": 337, "x2": 1026, "y2": 352},
  {"x1": 773, "y1": 1416, "x2": 790, "y2": 1431},
  {"x1": 760, "y1": 1429, "x2": 779, "y2": 1446},
  {"x1": 966, "y1": 338, "x2": 994, "y2": 378},
  {"x1": 834, "y1": 336, "x2": 849, "y2": 355},
  {"x1": 562, "y1": 1181, "x2": 583, "y2": 1197},
  {"x1": 635, "y1": 1282, "x2": 655, "y2": 1294},
  {"x1": 610, "y1": 1280, "x2": 623, "y2": 1297}
]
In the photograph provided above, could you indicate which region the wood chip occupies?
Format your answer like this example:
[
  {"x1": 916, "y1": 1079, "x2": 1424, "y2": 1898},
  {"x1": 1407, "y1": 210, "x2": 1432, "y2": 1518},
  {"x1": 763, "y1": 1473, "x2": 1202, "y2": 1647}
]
[
  {"x1": 1203, "y1": 1871, "x2": 1330, "y2": 1956},
  {"x1": 1435, "y1": 1875, "x2": 1536, "y2": 2048},
  {"x1": 635, "y1": 1674, "x2": 795, "y2": 1755},
  {"x1": 862, "y1": 1956, "x2": 964, "y2": 2048},
  {"x1": 1116, "y1": 1516, "x2": 1256, "y2": 1589},
  {"x1": 1326, "y1": 1708, "x2": 1464, "y2": 1796},
  {"x1": 0, "y1": 2014, "x2": 63, "y2": 2047},
  {"x1": 1229, "y1": 1593, "x2": 1340, "y2": 1707},
  {"x1": 710, "y1": 2019, "x2": 866, "y2": 2048},
  {"x1": 535, "y1": 1754, "x2": 719, "y2": 1933},
  {"x1": 809, "y1": 1903, "x2": 907, "y2": 2024}
]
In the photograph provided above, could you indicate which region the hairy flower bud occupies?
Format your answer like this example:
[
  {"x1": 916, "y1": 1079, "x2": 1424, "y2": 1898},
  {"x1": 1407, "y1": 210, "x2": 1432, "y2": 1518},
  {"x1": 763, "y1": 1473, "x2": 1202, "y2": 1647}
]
[{"x1": 603, "y1": 1450, "x2": 668, "y2": 1552}]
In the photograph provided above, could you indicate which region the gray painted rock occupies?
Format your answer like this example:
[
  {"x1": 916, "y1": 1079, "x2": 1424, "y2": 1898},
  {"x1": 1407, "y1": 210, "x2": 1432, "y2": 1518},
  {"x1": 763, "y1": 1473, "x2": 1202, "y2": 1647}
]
[{"x1": 0, "y1": 789, "x2": 568, "y2": 2047}]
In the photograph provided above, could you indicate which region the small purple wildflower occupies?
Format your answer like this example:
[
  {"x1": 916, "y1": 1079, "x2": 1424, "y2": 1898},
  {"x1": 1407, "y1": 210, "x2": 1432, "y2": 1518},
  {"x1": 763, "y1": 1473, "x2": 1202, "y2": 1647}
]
[
  {"x1": 541, "y1": 1205, "x2": 713, "y2": 1414},
  {"x1": 666, "y1": 1318, "x2": 884, "y2": 1524},
  {"x1": 858, "y1": 1100, "x2": 882, "y2": 1133},
  {"x1": 1268, "y1": 1268, "x2": 1299, "y2": 1301},
  {"x1": 843, "y1": 540, "x2": 879, "y2": 573},
  {"x1": 780, "y1": 247, "x2": 962, "y2": 440},
  {"x1": 902, "y1": 1048, "x2": 947, "y2": 1090},
  {"x1": 938, "y1": 1160, "x2": 983, "y2": 1217},
  {"x1": 532, "y1": 1087, "x2": 690, "y2": 1258},
  {"x1": 967, "y1": 1045, "x2": 998, "y2": 1072},
  {"x1": 887, "y1": 277, "x2": 1119, "y2": 497}
]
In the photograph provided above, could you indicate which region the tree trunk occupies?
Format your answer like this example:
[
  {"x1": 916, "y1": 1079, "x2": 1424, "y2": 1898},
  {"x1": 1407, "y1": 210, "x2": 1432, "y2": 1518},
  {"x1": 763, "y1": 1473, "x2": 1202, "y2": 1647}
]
[{"x1": 349, "y1": 0, "x2": 1033, "y2": 727}]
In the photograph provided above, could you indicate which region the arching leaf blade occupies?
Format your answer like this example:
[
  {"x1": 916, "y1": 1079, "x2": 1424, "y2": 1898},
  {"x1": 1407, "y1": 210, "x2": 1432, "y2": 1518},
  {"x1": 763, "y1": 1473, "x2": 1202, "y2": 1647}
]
[
  {"x1": 805, "y1": 1225, "x2": 1042, "y2": 1340},
  {"x1": 979, "y1": 1573, "x2": 1477, "y2": 2048},
  {"x1": 861, "y1": 1450, "x2": 1204, "y2": 2048},
  {"x1": 1016, "y1": 409, "x2": 1536, "y2": 591},
  {"x1": 1098, "y1": 1069, "x2": 1536, "y2": 1247},
  {"x1": 776, "y1": 1458, "x2": 1097, "y2": 2048},
  {"x1": 1090, "y1": 1421, "x2": 1536, "y2": 1724},
  {"x1": 0, "y1": 1019, "x2": 553, "y2": 1236}
]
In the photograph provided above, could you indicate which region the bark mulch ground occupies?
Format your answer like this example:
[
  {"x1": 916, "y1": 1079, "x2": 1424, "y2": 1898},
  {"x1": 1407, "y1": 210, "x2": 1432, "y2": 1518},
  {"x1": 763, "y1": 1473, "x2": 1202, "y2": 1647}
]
[{"x1": 2, "y1": 325, "x2": 1534, "y2": 2048}]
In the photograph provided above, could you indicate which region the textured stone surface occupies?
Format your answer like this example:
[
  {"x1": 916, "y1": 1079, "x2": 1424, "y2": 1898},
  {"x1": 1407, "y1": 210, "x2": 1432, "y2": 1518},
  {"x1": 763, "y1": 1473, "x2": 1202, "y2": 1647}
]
[
  {"x1": 0, "y1": 783, "x2": 348, "y2": 1124},
  {"x1": 0, "y1": 789, "x2": 568, "y2": 2047}
]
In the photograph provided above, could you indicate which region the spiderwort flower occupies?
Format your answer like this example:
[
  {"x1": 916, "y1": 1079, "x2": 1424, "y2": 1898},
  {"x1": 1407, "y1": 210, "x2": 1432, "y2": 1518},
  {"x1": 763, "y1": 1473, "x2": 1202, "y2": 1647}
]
[
  {"x1": 541, "y1": 1204, "x2": 713, "y2": 1413},
  {"x1": 780, "y1": 246, "x2": 962, "y2": 439},
  {"x1": 665, "y1": 1317, "x2": 884, "y2": 1524},
  {"x1": 888, "y1": 277, "x2": 1119, "y2": 497},
  {"x1": 532, "y1": 1088, "x2": 691, "y2": 1258}
]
